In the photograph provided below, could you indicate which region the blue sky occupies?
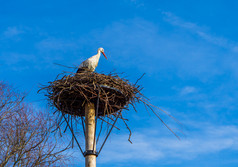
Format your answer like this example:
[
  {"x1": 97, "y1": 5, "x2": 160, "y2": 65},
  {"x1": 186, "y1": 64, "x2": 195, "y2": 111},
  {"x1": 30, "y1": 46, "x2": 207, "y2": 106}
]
[{"x1": 1, "y1": 0, "x2": 238, "y2": 166}]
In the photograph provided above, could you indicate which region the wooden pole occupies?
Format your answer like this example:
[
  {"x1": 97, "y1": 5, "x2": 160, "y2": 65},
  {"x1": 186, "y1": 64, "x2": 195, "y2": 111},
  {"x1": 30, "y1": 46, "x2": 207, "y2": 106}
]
[{"x1": 85, "y1": 103, "x2": 96, "y2": 167}]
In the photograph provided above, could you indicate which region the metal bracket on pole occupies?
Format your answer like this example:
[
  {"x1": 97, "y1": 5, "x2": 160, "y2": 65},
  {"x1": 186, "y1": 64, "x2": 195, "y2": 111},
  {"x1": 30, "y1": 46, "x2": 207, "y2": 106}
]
[
  {"x1": 83, "y1": 150, "x2": 99, "y2": 157},
  {"x1": 97, "y1": 110, "x2": 122, "y2": 156}
]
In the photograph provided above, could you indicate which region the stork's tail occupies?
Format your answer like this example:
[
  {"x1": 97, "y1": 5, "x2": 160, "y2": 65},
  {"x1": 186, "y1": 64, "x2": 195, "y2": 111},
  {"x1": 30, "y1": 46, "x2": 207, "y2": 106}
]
[{"x1": 76, "y1": 67, "x2": 92, "y2": 73}]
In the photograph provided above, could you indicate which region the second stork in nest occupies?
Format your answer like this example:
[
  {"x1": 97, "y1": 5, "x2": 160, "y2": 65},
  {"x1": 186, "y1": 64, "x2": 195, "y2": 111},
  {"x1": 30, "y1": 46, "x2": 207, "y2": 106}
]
[{"x1": 77, "y1": 47, "x2": 107, "y2": 73}]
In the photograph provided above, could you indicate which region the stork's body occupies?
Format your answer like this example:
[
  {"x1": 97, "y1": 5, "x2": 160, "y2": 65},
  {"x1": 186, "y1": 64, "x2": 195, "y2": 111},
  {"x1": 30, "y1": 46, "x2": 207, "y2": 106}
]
[{"x1": 77, "y1": 48, "x2": 107, "y2": 73}]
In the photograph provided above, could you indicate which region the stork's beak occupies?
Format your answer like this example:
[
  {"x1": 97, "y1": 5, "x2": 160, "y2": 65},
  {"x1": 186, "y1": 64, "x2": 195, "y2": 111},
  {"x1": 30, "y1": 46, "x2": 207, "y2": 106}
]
[{"x1": 102, "y1": 52, "x2": 107, "y2": 59}]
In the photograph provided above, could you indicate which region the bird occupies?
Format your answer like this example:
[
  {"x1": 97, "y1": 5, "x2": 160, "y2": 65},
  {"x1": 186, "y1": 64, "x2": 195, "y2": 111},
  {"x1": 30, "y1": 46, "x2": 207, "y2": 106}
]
[{"x1": 76, "y1": 47, "x2": 107, "y2": 73}]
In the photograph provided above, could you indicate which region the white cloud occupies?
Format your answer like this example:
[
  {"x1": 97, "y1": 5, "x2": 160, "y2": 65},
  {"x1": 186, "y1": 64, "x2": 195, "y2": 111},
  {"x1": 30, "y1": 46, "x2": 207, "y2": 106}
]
[
  {"x1": 3, "y1": 27, "x2": 24, "y2": 38},
  {"x1": 0, "y1": 51, "x2": 65, "y2": 71},
  {"x1": 129, "y1": 0, "x2": 145, "y2": 7},
  {"x1": 36, "y1": 38, "x2": 78, "y2": 51},
  {"x1": 85, "y1": 18, "x2": 226, "y2": 80},
  {"x1": 98, "y1": 124, "x2": 238, "y2": 164},
  {"x1": 180, "y1": 86, "x2": 197, "y2": 95},
  {"x1": 0, "y1": 52, "x2": 36, "y2": 65},
  {"x1": 162, "y1": 12, "x2": 238, "y2": 52}
]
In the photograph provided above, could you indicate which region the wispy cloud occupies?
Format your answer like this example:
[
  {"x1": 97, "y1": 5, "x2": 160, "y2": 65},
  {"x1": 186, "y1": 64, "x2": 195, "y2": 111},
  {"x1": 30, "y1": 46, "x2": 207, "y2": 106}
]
[
  {"x1": 162, "y1": 12, "x2": 238, "y2": 52},
  {"x1": 0, "y1": 52, "x2": 38, "y2": 71},
  {"x1": 0, "y1": 51, "x2": 65, "y2": 71},
  {"x1": 179, "y1": 86, "x2": 197, "y2": 96},
  {"x1": 85, "y1": 18, "x2": 227, "y2": 80},
  {"x1": 0, "y1": 52, "x2": 36, "y2": 65},
  {"x1": 36, "y1": 38, "x2": 79, "y2": 51},
  {"x1": 3, "y1": 27, "x2": 24, "y2": 38},
  {"x1": 98, "y1": 123, "x2": 238, "y2": 164},
  {"x1": 129, "y1": 0, "x2": 145, "y2": 8}
]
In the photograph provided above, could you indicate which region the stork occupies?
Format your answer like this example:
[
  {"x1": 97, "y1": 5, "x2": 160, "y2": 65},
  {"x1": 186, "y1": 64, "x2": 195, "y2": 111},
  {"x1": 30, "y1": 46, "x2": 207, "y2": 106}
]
[{"x1": 77, "y1": 48, "x2": 107, "y2": 73}]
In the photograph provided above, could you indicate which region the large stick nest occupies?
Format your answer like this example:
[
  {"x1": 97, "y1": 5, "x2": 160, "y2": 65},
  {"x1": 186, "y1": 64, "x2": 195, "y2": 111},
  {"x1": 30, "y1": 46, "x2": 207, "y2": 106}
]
[
  {"x1": 39, "y1": 71, "x2": 180, "y2": 143},
  {"x1": 40, "y1": 72, "x2": 144, "y2": 117}
]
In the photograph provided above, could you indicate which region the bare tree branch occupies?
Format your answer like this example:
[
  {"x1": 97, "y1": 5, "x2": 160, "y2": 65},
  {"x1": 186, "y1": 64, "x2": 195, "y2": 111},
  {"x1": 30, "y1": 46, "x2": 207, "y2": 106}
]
[{"x1": 0, "y1": 82, "x2": 70, "y2": 167}]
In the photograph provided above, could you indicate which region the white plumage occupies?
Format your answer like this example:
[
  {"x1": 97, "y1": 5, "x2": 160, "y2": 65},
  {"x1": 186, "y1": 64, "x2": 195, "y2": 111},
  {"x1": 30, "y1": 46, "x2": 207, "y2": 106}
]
[{"x1": 77, "y1": 48, "x2": 107, "y2": 73}]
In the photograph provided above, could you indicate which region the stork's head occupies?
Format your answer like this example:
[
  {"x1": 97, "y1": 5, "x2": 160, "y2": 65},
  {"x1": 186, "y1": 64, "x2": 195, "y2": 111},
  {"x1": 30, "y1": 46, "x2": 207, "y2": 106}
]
[{"x1": 98, "y1": 47, "x2": 107, "y2": 59}]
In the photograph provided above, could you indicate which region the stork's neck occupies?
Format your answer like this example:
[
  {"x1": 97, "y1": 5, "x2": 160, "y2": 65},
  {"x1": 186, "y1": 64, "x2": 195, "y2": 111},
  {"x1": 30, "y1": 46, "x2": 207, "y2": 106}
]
[{"x1": 95, "y1": 51, "x2": 101, "y2": 60}]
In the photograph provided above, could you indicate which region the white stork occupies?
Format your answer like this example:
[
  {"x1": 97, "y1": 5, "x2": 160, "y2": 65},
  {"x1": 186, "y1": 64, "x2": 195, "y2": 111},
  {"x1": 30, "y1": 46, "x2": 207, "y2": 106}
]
[{"x1": 77, "y1": 47, "x2": 107, "y2": 73}]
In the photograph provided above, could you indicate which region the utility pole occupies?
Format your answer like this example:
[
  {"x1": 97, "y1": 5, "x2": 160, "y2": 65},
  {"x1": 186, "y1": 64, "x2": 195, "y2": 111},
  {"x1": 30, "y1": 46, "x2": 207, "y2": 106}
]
[{"x1": 85, "y1": 103, "x2": 96, "y2": 167}]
